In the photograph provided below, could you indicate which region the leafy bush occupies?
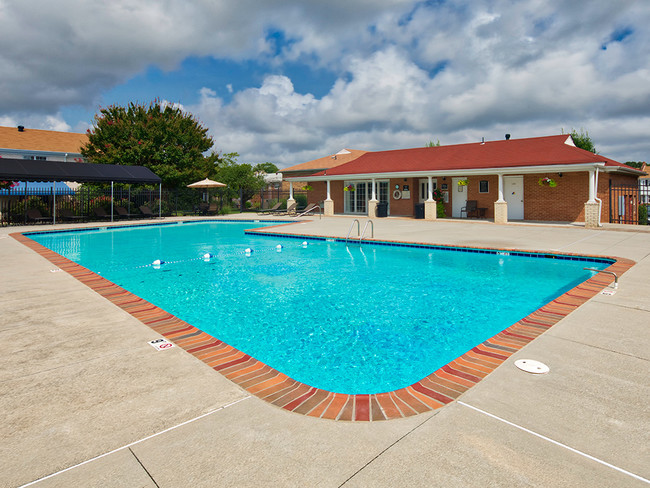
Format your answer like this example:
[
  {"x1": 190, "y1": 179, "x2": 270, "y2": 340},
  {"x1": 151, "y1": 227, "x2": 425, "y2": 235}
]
[
  {"x1": 639, "y1": 204, "x2": 648, "y2": 225},
  {"x1": 294, "y1": 193, "x2": 308, "y2": 208},
  {"x1": 437, "y1": 201, "x2": 446, "y2": 218},
  {"x1": 12, "y1": 196, "x2": 50, "y2": 217}
]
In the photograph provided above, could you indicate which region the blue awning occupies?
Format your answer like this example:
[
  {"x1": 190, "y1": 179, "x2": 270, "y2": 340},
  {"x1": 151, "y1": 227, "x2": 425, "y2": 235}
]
[{"x1": 0, "y1": 181, "x2": 73, "y2": 196}]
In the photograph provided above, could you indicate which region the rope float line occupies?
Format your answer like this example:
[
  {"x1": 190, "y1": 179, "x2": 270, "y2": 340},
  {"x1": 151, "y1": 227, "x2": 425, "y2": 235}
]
[{"x1": 138, "y1": 241, "x2": 309, "y2": 269}]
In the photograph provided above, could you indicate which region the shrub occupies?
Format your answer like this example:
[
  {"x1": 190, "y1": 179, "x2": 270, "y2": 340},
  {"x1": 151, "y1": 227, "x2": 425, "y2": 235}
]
[
  {"x1": 639, "y1": 204, "x2": 648, "y2": 225},
  {"x1": 12, "y1": 196, "x2": 50, "y2": 217},
  {"x1": 294, "y1": 193, "x2": 308, "y2": 208},
  {"x1": 437, "y1": 201, "x2": 446, "y2": 218}
]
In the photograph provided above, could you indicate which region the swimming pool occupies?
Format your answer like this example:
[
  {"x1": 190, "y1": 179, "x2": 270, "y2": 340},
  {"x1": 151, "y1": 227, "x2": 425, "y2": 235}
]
[{"x1": 29, "y1": 221, "x2": 612, "y2": 395}]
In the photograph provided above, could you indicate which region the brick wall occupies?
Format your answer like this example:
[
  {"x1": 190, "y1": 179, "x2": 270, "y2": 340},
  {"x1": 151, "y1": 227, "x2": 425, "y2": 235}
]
[
  {"x1": 389, "y1": 178, "x2": 417, "y2": 216},
  {"x1": 305, "y1": 171, "x2": 638, "y2": 222}
]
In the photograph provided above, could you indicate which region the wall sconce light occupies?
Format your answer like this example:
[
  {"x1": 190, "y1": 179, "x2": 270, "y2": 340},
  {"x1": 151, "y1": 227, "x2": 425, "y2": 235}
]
[
  {"x1": 443, "y1": 177, "x2": 446, "y2": 181},
  {"x1": 558, "y1": 173, "x2": 563, "y2": 177}
]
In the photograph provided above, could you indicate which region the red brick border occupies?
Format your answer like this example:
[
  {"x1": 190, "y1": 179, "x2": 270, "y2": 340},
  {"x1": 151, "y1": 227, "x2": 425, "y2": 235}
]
[{"x1": 11, "y1": 229, "x2": 634, "y2": 421}]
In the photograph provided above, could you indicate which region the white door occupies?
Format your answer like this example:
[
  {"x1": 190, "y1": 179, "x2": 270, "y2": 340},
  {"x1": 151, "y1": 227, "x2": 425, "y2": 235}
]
[
  {"x1": 452, "y1": 177, "x2": 467, "y2": 217},
  {"x1": 504, "y1": 176, "x2": 524, "y2": 220}
]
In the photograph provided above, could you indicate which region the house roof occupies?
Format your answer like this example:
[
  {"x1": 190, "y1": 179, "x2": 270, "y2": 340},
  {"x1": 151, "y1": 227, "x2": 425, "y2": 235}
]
[
  {"x1": 0, "y1": 126, "x2": 88, "y2": 154},
  {"x1": 282, "y1": 149, "x2": 367, "y2": 175},
  {"x1": 304, "y1": 135, "x2": 640, "y2": 178}
]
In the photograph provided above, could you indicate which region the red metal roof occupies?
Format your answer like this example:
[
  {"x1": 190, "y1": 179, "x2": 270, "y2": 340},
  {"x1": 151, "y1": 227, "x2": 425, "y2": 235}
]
[{"x1": 312, "y1": 135, "x2": 632, "y2": 176}]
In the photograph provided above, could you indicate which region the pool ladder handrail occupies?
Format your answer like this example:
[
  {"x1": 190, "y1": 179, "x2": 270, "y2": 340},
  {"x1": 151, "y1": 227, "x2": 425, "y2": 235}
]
[
  {"x1": 345, "y1": 219, "x2": 360, "y2": 245},
  {"x1": 360, "y1": 219, "x2": 374, "y2": 243},
  {"x1": 294, "y1": 204, "x2": 322, "y2": 219},
  {"x1": 584, "y1": 267, "x2": 618, "y2": 288}
]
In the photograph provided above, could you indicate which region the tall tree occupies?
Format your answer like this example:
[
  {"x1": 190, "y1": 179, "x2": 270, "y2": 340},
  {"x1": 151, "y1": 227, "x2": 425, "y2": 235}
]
[
  {"x1": 565, "y1": 128, "x2": 597, "y2": 153},
  {"x1": 215, "y1": 156, "x2": 266, "y2": 205},
  {"x1": 426, "y1": 139, "x2": 441, "y2": 147},
  {"x1": 81, "y1": 100, "x2": 214, "y2": 188},
  {"x1": 253, "y1": 162, "x2": 279, "y2": 174}
]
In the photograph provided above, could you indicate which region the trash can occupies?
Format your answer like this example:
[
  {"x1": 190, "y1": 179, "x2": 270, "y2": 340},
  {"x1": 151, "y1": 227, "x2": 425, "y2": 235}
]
[
  {"x1": 414, "y1": 203, "x2": 425, "y2": 219},
  {"x1": 376, "y1": 202, "x2": 388, "y2": 218}
]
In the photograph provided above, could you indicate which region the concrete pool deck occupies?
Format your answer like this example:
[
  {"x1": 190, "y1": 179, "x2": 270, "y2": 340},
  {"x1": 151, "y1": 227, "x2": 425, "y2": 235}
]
[{"x1": 1, "y1": 216, "x2": 649, "y2": 487}]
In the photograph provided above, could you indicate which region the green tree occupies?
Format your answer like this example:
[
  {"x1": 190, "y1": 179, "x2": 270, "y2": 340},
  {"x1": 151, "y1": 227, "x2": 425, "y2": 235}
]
[
  {"x1": 215, "y1": 156, "x2": 266, "y2": 206},
  {"x1": 81, "y1": 100, "x2": 214, "y2": 188},
  {"x1": 426, "y1": 139, "x2": 441, "y2": 147},
  {"x1": 564, "y1": 128, "x2": 597, "y2": 153},
  {"x1": 625, "y1": 161, "x2": 645, "y2": 170},
  {"x1": 253, "y1": 162, "x2": 279, "y2": 174}
]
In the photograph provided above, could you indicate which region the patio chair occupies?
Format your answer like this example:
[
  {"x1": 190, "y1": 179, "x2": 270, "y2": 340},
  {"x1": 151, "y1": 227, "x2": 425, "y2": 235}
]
[
  {"x1": 257, "y1": 202, "x2": 282, "y2": 215},
  {"x1": 139, "y1": 205, "x2": 158, "y2": 218},
  {"x1": 460, "y1": 200, "x2": 478, "y2": 218},
  {"x1": 26, "y1": 208, "x2": 50, "y2": 223},
  {"x1": 195, "y1": 202, "x2": 209, "y2": 215},
  {"x1": 115, "y1": 206, "x2": 140, "y2": 219},
  {"x1": 60, "y1": 209, "x2": 85, "y2": 222},
  {"x1": 208, "y1": 203, "x2": 218, "y2": 215},
  {"x1": 92, "y1": 207, "x2": 111, "y2": 220},
  {"x1": 273, "y1": 202, "x2": 297, "y2": 215}
]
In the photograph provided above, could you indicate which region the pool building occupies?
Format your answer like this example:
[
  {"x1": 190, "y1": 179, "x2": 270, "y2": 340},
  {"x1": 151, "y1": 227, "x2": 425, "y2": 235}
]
[{"x1": 284, "y1": 134, "x2": 644, "y2": 226}]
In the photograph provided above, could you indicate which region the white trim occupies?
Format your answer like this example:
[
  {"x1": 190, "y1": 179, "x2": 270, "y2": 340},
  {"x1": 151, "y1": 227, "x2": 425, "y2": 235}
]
[{"x1": 298, "y1": 163, "x2": 612, "y2": 181}]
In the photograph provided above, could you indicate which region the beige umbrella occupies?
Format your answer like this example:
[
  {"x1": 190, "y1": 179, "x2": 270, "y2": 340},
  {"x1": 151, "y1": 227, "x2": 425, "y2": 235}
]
[
  {"x1": 187, "y1": 178, "x2": 226, "y2": 188},
  {"x1": 187, "y1": 178, "x2": 227, "y2": 214}
]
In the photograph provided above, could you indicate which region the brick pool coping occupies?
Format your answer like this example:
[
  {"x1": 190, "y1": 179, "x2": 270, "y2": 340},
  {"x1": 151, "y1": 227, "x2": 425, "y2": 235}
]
[{"x1": 11, "y1": 225, "x2": 634, "y2": 421}]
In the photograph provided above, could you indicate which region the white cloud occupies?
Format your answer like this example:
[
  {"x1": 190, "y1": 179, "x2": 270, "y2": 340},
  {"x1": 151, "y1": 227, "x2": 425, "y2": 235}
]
[{"x1": 2, "y1": 0, "x2": 649, "y2": 165}]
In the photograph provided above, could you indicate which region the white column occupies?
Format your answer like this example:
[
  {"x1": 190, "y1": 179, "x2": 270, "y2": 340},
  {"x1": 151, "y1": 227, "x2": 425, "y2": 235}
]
[
  {"x1": 371, "y1": 178, "x2": 377, "y2": 201},
  {"x1": 587, "y1": 169, "x2": 596, "y2": 203},
  {"x1": 427, "y1": 176, "x2": 434, "y2": 201},
  {"x1": 324, "y1": 180, "x2": 334, "y2": 216},
  {"x1": 289, "y1": 181, "x2": 294, "y2": 200},
  {"x1": 497, "y1": 174, "x2": 505, "y2": 202},
  {"x1": 494, "y1": 174, "x2": 508, "y2": 224}
]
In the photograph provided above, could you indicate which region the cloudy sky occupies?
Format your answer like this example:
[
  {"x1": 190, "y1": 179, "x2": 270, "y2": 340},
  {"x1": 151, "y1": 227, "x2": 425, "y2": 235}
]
[{"x1": 1, "y1": 0, "x2": 649, "y2": 167}]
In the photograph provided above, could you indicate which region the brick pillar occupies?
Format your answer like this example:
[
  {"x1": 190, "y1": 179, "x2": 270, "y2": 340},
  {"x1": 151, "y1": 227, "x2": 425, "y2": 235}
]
[
  {"x1": 324, "y1": 199, "x2": 334, "y2": 216},
  {"x1": 367, "y1": 199, "x2": 378, "y2": 218},
  {"x1": 494, "y1": 201, "x2": 508, "y2": 224},
  {"x1": 424, "y1": 200, "x2": 437, "y2": 220},
  {"x1": 584, "y1": 201, "x2": 600, "y2": 228}
]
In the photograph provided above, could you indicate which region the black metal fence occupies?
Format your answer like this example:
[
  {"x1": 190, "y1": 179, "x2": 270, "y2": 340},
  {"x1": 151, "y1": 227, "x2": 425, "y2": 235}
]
[
  {"x1": 609, "y1": 183, "x2": 641, "y2": 224},
  {"x1": 0, "y1": 185, "x2": 227, "y2": 226}
]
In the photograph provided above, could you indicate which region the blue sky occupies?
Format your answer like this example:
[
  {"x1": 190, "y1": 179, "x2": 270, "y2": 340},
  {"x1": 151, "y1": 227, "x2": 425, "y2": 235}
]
[{"x1": 1, "y1": 0, "x2": 649, "y2": 167}]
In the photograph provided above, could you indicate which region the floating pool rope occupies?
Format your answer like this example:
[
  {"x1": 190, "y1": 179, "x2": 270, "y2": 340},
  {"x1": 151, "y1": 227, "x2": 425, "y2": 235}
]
[{"x1": 136, "y1": 242, "x2": 307, "y2": 269}]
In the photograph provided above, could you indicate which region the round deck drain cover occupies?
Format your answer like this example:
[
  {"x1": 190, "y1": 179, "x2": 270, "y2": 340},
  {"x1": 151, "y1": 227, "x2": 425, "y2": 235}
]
[{"x1": 515, "y1": 359, "x2": 549, "y2": 374}]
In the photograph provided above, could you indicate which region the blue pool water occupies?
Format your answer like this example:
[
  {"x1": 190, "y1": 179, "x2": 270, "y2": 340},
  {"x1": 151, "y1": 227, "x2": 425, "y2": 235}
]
[{"x1": 30, "y1": 221, "x2": 610, "y2": 394}]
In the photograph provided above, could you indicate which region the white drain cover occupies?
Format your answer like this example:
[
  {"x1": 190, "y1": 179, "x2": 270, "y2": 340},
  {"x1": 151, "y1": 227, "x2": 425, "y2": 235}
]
[{"x1": 515, "y1": 359, "x2": 549, "y2": 374}]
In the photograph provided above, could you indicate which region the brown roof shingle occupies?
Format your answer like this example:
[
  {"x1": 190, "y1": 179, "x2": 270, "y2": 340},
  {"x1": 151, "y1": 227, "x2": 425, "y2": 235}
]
[
  {"x1": 282, "y1": 149, "x2": 367, "y2": 174},
  {"x1": 0, "y1": 126, "x2": 88, "y2": 154}
]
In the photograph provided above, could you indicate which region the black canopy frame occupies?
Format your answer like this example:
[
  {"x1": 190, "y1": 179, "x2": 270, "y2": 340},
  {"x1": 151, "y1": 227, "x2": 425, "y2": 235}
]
[{"x1": 0, "y1": 159, "x2": 162, "y2": 224}]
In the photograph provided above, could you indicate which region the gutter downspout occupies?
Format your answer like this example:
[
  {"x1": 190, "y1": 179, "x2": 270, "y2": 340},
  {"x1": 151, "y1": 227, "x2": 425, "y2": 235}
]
[{"x1": 594, "y1": 166, "x2": 603, "y2": 227}]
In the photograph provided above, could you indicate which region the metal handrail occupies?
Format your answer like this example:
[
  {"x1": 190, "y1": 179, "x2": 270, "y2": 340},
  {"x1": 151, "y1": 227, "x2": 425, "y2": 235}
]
[
  {"x1": 295, "y1": 204, "x2": 322, "y2": 219},
  {"x1": 360, "y1": 219, "x2": 374, "y2": 243},
  {"x1": 345, "y1": 219, "x2": 360, "y2": 245},
  {"x1": 584, "y1": 267, "x2": 618, "y2": 288}
]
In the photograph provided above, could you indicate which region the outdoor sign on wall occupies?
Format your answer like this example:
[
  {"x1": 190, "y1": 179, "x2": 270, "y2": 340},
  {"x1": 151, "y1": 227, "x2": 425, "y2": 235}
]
[
  {"x1": 402, "y1": 185, "x2": 411, "y2": 199},
  {"x1": 148, "y1": 338, "x2": 175, "y2": 351}
]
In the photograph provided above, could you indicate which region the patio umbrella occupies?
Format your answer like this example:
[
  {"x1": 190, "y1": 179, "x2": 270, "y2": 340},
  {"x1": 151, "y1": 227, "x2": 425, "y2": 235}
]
[
  {"x1": 187, "y1": 178, "x2": 227, "y2": 212},
  {"x1": 186, "y1": 178, "x2": 226, "y2": 188}
]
